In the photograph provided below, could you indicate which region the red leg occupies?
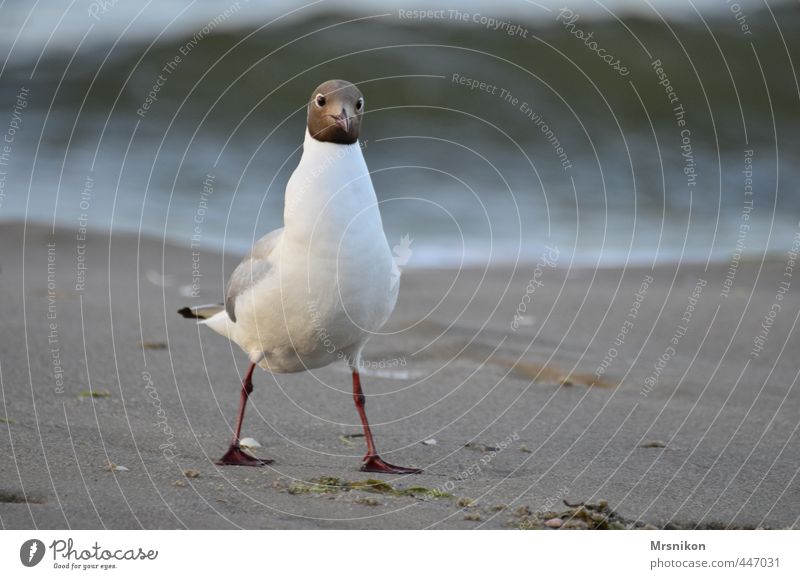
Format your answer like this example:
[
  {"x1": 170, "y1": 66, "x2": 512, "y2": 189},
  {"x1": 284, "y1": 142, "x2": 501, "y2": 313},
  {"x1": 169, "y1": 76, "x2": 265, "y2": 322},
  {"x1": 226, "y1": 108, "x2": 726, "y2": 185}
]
[
  {"x1": 352, "y1": 370, "x2": 421, "y2": 474},
  {"x1": 217, "y1": 362, "x2": 273, "y2": 467}
]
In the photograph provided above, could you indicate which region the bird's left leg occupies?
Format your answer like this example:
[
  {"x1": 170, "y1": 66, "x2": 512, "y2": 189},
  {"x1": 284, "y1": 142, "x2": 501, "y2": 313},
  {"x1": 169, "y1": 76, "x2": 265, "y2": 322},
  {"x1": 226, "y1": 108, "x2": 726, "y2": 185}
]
[
  {"x1": 217, "y1": 362, "x2": 273, "y2": 466},
  {"x1": 351, "y1": 370, "x2": 421, "y2": 474}
]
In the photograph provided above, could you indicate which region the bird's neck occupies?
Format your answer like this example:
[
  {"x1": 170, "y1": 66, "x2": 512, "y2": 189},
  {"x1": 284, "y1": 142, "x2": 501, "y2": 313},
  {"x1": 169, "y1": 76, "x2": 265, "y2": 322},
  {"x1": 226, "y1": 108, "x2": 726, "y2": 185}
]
[{"x1": 282, "y1": 130, "x2": 382, "y2": 249}]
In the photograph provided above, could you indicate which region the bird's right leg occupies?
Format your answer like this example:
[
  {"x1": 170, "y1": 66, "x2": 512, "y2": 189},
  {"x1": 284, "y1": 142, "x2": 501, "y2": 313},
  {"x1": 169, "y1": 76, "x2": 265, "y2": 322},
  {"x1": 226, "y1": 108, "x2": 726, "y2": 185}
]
[
  {"x1": 217, "y1": 362, "x2": 273, "y2": 466},
  {"x1": 351, "y1": 370, "x2": 421, "y2": 474}
]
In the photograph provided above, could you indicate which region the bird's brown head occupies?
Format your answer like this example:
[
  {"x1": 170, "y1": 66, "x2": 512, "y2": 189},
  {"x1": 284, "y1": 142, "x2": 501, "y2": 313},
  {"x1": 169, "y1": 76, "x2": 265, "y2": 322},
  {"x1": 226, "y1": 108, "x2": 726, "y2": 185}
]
[{"x1": 306, "y1": 79, "x2": 364, "y2": 145}]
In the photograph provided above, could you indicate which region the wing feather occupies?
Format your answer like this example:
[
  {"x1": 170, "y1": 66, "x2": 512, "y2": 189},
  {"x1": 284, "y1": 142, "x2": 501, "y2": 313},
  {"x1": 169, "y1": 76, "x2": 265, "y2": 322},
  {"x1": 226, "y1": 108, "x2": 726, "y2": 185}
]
[{"x1": 225, "y1": 227, "x2": 283, "y2": 322}]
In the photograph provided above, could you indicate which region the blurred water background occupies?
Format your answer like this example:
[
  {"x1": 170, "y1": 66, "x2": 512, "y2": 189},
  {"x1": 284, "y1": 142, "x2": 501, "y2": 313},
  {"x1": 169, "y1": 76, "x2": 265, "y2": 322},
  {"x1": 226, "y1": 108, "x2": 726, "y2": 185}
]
[{"x1": 0, "y1": 0, "x2": 798, "y2": 267}]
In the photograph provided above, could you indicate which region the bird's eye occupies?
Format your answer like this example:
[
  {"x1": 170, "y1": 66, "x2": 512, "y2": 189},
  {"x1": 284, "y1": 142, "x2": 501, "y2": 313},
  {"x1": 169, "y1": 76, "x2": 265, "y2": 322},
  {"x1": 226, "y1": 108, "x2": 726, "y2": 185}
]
[
  {"x1": 355, "y1": 97, "x2": 364, "y2": 111},
  {"x1": 315, "y1": 94, "x2": 326, "y2": 107}
]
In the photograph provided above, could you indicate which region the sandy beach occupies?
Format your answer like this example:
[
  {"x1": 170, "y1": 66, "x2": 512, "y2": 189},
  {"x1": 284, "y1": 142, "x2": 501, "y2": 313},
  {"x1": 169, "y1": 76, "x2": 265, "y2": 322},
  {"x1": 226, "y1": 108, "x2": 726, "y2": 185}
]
[{"x1": 0, "y1": 221, "x2": 798, "y2": 530}]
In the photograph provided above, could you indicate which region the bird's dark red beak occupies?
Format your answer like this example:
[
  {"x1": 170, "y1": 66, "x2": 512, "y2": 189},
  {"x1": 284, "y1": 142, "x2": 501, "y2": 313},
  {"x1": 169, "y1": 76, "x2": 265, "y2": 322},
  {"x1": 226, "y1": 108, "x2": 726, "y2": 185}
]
[{"x1": 331, "y1": 110, "x2": 349, "y2": 133}]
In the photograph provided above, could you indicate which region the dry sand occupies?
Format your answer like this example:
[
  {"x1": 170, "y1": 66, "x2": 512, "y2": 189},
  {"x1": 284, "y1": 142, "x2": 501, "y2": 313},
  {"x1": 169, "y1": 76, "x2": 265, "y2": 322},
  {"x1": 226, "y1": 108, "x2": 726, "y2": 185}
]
[{"x1": 0, "y1": 222, "x2": 798, "y2": 529}]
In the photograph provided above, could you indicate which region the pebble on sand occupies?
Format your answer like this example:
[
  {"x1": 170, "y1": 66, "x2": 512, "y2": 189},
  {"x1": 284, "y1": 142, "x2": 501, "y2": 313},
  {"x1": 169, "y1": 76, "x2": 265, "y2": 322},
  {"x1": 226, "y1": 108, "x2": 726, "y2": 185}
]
[{"x1": 640, "y1": 440, "x2": 667, "y2": 448}]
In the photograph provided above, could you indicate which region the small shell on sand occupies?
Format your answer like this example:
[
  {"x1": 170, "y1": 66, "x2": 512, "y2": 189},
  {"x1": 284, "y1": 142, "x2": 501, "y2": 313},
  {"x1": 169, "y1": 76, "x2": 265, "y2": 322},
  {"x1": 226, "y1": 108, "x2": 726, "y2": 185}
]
[
  {"x1": 104, "y1": 463, "x2": 128, "y2": 472},
  {"x1": 545, "y1": 517, "x2": 563, "y2": 528},
  {"x1": 239, "y1": 437, "x2": 262, "y2": 449}
]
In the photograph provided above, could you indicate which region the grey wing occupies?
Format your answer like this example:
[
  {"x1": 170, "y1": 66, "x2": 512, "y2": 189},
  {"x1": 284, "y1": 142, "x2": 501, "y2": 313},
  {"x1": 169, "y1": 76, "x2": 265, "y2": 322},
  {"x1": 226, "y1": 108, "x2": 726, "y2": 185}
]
[{"x1": 225, "y1": 227, "x2": 283, "y2": 323}]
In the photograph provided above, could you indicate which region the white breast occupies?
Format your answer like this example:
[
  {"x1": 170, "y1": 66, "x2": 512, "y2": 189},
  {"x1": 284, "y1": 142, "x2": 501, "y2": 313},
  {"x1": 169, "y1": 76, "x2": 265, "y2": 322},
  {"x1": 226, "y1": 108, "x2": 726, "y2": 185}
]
[{"x1": 230, "y1": 131, "x2": 398, "y2": 372}]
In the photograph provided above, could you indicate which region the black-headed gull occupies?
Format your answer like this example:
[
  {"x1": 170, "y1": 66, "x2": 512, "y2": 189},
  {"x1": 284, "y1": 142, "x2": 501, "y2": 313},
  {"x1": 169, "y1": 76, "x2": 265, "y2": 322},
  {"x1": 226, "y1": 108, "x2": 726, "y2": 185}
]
[{"x1": 179, "y1": 80, "x2": 420, "y2": 474}]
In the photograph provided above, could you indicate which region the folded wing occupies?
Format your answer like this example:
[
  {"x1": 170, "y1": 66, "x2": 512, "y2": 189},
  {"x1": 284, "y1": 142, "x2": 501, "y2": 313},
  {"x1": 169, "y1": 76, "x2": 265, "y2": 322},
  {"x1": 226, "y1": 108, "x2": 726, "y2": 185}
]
[{"x1": 225, "y1": 227, "x2": 284, "y2": 323}]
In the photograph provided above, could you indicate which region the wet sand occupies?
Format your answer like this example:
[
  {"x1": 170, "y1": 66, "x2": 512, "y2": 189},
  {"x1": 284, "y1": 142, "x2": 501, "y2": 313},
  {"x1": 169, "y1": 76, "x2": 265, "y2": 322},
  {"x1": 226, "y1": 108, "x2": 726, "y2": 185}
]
[{"x1": 1, "y1": 221, "x2": 798, "y2": 529}]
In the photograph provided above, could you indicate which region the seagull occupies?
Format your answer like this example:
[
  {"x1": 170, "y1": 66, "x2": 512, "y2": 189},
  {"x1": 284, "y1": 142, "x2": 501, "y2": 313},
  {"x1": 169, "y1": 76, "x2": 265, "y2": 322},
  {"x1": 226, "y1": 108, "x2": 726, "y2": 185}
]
[{"x1": 179, "y1": 80, "x2": 420, "y2": 474}]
